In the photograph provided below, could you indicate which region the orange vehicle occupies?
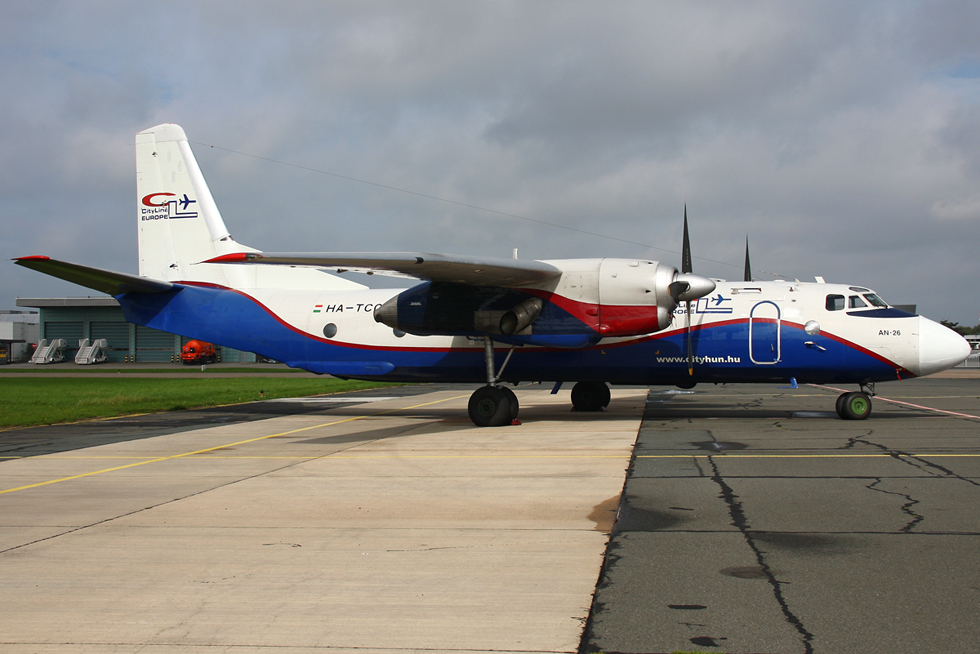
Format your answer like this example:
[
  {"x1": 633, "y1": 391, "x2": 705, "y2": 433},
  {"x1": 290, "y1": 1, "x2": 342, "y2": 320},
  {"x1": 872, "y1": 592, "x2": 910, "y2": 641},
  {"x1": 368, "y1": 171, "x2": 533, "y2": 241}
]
[{"x1": 181, "y1": 340, "x2": 217, "y2": 364}]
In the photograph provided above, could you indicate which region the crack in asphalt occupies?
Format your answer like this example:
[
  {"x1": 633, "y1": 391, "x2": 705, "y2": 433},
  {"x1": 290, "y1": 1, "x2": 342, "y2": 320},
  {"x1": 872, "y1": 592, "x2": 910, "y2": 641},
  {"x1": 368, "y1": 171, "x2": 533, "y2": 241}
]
[
  {"x1": 866, "y1": 477, "x2": 925, "y2": 533},
  {"x1": 706, "y1": 455, "x2": 815, "y2": 654},
  {"x1": 839, "y1": 428, "x2": 980, "y2": 535},
  {"x1": 845, "y1": 429, "x2": 980, "y2": 486}
]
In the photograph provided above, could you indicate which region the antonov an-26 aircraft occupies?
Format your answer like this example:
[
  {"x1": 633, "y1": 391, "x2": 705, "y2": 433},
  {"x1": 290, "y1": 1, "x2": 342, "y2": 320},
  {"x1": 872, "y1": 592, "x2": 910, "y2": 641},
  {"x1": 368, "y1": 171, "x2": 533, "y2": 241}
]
[{"x1": 15, "y1": 124, "x2": 972, "y2": 426}]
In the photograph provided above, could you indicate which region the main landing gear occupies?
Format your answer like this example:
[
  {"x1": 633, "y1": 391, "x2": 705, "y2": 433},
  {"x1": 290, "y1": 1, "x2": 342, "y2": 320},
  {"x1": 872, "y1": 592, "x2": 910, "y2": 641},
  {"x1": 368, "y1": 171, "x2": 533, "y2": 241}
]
[
  {"x1": 465, "y1": 339, "x2": 613, "y2": 426},
  {"x1": 835, "y1": 383, "x2": 874, "y2": 420},
  {"x1": 570, "y1": 380, "x2": 611, "y2": 412},
  {"x1": 467, "y1": 338, "x2": 520, "y2": 427}
]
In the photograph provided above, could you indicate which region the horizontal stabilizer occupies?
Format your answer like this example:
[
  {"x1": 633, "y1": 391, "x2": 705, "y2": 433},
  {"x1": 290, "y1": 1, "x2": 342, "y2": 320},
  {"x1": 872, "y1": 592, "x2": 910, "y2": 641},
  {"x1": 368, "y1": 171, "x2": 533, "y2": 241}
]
[
  {"x1": 204, "y1": 252, "x2": 562, "y2": 287},
  {"x1": 13, "y1": 256, "x2": 174, "y2": 295}
]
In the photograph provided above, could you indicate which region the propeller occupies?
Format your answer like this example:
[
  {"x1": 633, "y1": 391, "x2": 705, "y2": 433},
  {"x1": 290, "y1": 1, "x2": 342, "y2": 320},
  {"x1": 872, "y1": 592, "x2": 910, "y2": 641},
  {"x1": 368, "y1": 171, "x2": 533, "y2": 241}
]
[
  {"x1": 744, "y1": 236, "x2": 752, "y2": 282},
  {"x1": 663, "y1": 206, "x2": 715, "y2": 376},
  {"x1": 683, "y1": 208, "x2": 694, "y2": 375}
]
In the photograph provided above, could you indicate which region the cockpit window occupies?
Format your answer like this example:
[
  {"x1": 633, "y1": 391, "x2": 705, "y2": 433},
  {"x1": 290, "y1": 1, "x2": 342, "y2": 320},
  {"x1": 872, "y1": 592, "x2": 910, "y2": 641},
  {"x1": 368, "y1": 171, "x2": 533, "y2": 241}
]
[
  {"x1": 848, "y1": 295, "x2": 868, "y2": 309},
  {"x1": 826, "y1": 294, "x2": 845, "y2": 311},
  {"x1": 863, "y1": 293, "x2": 888, "y2": 308}
]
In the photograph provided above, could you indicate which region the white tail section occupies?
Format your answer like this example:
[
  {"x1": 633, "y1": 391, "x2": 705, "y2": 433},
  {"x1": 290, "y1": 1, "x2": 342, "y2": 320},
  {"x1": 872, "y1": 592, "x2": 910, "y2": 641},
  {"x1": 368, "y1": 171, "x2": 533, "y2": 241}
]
[{"x1": 135, "y1": 124, "x2": 363, "y2": 291}]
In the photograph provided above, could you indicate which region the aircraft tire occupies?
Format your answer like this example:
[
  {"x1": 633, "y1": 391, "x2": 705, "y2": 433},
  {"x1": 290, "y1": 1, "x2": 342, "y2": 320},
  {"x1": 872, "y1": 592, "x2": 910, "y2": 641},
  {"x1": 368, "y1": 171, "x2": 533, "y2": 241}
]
[
  {"x1": 468, "y1": 386, "x2": 515, "y2": 427},
  {"x1": 838, "y1": 391, "x2": 872, "y2": 420},
  {"x1": 500, "y1": 386, "x2": 520, "y2": 421},
  {"x1": 571, "y1": 381, "x2": 611, "y2": 412}
]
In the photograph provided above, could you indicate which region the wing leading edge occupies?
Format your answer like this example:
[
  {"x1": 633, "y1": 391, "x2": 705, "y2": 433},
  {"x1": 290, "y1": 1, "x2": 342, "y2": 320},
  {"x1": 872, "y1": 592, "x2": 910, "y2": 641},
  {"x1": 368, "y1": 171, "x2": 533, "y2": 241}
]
[{"x1": 204, "y1": 252, "x2": 562, "y2": 287}]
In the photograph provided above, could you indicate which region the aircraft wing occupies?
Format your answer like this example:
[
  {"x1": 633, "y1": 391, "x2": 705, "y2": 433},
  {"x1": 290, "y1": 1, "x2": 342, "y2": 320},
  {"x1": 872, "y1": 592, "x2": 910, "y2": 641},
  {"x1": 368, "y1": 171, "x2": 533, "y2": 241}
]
[
  {"x1": 13, "y1": 256, "x2": 174, "y2": 295},
  {"x1": 205, "y1": 252, "x2": 562, "y2": 286}
]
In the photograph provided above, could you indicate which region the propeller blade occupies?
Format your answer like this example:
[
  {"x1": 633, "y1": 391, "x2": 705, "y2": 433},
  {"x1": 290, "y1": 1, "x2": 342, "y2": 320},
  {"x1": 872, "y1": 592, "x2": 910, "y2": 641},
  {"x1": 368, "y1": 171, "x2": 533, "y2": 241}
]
[
  {"x1": 680, "y1": 206, "x2": 701, "y2": 376},
  {"x1": 744, "y1": 236, "x2": 752, "y2": 282},
  {"x1": 668, "y1": 280, "x2": 691, "y2": 301},
  {"x1": 686, "y1": 299, "x2": 693, "y2": 376},
  {"x1": 682, "y1": 205, "x2": 693, "y2": 274}
]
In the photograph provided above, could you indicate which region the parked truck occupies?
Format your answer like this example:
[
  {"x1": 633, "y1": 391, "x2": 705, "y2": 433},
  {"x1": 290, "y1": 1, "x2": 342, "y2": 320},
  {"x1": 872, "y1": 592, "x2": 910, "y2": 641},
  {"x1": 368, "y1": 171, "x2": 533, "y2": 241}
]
[{"x1": 181, "y1": 340, "x2": 217, "y2": 365}]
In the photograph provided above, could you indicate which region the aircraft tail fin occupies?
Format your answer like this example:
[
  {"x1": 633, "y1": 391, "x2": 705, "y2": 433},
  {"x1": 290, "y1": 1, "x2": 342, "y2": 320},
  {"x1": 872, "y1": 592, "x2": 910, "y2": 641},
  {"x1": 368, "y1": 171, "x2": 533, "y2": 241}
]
[
  {"x1": 136, "y1": 124, "x2": 251, "y2": 286},
  {"x1": 135, "y1": 124, "x2": 364, "y2": 291}
]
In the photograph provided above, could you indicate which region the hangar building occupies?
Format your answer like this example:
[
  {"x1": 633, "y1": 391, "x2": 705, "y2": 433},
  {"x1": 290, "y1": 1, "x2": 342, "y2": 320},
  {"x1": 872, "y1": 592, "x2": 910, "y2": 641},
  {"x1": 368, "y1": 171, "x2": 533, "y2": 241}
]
[{"x1": 15, "y1": 297, "x2": 256, "y2": 364}]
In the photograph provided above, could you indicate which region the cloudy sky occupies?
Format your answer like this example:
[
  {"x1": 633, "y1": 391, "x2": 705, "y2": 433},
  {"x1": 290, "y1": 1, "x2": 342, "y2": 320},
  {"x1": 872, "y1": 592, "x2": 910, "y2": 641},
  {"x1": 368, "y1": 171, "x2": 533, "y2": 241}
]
[{"x1": 3, "y1": 1, "x2": 979, "y2": 324}]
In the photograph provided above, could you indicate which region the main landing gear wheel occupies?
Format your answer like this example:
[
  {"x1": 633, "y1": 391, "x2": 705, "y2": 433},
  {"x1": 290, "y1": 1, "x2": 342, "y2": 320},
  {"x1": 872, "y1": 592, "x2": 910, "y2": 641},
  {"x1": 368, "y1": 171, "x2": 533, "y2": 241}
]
[
  {"x1": 468, "y1": 386, "x2": 517, "y2": 427},
  {"x1": 571, "y1": 381, "x2": 611, "y2": 412},
  {"x1": 836, "y1": 391, "x2": 872, "y2": 420},
  {"x1": 500, "y1": 386, "x2": 520, "y2": 422}
]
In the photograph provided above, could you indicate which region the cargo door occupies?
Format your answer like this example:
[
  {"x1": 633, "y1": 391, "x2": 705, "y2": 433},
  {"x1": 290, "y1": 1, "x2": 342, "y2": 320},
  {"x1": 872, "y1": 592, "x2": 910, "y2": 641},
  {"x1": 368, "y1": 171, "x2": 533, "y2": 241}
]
[{"x1": 749, "y1": 301, "x2": 781, "y2": 364}]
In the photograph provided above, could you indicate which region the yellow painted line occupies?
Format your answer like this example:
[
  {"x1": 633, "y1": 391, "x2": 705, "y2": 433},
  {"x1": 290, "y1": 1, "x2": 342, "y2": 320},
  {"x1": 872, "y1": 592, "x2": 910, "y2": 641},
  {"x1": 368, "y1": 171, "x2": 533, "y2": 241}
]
[
  {"x1": 0, "y1": 394, "x2": 468, "y2": 495},
  {"x1": 31, "y1": 454, "x2": 629, "y2": 460}
]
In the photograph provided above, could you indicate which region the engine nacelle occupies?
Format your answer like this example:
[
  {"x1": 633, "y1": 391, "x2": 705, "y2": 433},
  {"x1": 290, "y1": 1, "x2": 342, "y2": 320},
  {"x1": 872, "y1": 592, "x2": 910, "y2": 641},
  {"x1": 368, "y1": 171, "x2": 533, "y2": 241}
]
[
  {"x1": 595, "y1": 259, "x2": 716, "y2": 337},
  {"x1": 373, "y1": 260, "x2": 715, "y2": 341},
  {"x1": 374, "y1": 282, "x2": 545, "y2": 337}
]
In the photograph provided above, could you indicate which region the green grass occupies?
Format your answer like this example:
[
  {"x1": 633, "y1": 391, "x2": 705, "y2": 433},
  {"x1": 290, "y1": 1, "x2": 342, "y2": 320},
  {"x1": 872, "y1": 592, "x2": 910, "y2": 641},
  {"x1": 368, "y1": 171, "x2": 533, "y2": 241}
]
[
  {"x1": 0, "y1": 377, "x2": 399, "y2": 429},
  {"x1": 0, "y1": 367, "x2": 308, "y2": 374}
]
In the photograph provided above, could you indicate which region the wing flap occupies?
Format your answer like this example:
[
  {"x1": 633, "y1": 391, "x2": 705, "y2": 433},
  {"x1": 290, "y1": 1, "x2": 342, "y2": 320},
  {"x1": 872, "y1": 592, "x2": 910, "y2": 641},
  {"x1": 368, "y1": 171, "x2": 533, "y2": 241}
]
[
  {"x1": 14, "y1": 256, "x2": 174, "y2": 295},
  {"x1": 204, "y1": 252, "x2": 561, "y2": 286}
]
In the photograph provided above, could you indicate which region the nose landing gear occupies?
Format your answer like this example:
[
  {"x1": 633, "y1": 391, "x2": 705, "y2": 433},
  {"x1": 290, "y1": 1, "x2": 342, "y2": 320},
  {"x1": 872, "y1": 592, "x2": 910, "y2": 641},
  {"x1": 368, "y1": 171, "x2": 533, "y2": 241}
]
[{"x1": 836, "y1": 384, "x2": 874, "y2": 420}]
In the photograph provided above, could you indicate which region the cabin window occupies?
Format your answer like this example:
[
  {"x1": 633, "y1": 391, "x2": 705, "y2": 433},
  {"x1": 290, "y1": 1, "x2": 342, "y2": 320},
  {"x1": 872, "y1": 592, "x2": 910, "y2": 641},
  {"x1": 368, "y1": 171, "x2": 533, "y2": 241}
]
[
  {"x1": 863, "y1": 293, "x2": 887, "y2": 308},
  {"x1": 826, "y1": 294, "x2": 845, "y2": 311},
  {"x1": 848, "y1": 295, "x2": 868, "y2": 309}
]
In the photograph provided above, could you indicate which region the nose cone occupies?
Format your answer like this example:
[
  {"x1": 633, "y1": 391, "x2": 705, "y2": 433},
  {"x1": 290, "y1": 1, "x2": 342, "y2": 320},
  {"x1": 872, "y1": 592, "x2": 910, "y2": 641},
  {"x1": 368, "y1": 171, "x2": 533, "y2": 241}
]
[{"x1": 914, "y1": 316, "x2": 972, "y2": 377}]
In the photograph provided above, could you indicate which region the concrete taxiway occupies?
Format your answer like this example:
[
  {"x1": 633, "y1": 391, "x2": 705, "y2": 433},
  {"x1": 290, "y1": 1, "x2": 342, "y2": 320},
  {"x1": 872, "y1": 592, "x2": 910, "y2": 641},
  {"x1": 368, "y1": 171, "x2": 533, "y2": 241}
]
[
  {"x1": 583, "y1": 376, "x2": 980, "y2": 654},
  {"x1": 0, "y1": 384, "x2": 645, "y2": 654},
  {"x1": 2, "y1": 376, "x2": 979, "y2": 654}
]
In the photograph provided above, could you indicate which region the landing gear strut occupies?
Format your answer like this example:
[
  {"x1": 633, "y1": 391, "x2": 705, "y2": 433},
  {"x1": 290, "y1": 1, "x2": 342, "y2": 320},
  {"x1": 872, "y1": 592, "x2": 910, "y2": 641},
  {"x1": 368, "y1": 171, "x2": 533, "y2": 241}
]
[
  {"x1": 467, "y1": 338, "x2": 519, "y2": 427},
  {"x1": 571, "y1": 381, "x2": 611, "y2": 412}
]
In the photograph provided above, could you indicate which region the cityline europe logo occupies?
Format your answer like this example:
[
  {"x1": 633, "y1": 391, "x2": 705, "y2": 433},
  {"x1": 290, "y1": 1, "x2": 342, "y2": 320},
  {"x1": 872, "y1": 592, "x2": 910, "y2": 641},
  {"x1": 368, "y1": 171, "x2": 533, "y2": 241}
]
[{"x1": 140, "y1": 193, "x2": 198, "y2": 221}]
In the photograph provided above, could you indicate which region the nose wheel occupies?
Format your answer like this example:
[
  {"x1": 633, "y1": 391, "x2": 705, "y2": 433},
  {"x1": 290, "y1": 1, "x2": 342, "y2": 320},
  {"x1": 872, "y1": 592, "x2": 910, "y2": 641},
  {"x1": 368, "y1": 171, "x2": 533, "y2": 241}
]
[{"x1": 836, "y1": 391, "x2": 872, "y2": 420}]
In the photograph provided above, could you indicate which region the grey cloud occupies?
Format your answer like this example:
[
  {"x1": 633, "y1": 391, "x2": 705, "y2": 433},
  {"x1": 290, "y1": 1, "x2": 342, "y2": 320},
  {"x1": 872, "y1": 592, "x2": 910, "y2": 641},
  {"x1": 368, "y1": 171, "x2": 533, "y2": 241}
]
[{"x1": 2, "y1": 0, "x2": 979, "y2": 325}]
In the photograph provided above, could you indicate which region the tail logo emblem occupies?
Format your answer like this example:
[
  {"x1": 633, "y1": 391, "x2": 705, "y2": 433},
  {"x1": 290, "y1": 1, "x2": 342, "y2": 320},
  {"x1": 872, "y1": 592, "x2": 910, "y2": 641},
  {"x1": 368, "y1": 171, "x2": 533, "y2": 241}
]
[{"x1": 140, "y1": 193, "x2": 198, "y2": 220}]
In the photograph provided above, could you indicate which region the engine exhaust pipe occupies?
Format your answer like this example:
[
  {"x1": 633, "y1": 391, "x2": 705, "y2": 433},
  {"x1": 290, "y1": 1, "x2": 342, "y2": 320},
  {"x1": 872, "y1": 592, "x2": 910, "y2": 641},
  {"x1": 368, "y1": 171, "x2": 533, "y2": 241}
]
[{"x1": 499, "y1": 297, "x2": 544, "y2": 336}]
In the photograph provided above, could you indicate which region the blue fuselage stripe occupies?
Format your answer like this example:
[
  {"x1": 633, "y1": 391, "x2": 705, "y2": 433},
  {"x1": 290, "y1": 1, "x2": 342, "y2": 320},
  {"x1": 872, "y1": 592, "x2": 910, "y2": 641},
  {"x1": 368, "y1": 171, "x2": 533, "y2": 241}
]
[{"x1": 117, "y1": 284, "x2": 904, "y2": 385}]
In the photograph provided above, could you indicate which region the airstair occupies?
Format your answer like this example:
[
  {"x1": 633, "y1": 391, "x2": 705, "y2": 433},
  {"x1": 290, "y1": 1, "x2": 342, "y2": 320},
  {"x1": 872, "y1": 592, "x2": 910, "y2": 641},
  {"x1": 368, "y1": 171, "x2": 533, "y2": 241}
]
[
  {"x1": 29, "y1": 339, "x2": 67, "y2": 364},
  {"x1": 75, "y1": 338, "x2": 109, "y2": 365}
]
